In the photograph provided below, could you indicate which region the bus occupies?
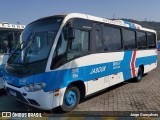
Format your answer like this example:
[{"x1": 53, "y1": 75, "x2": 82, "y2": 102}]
[
  {"x1": 0, "y1": 22, "x2": 25, "y2": 77},
  {"x1": 157, "y1": 40, "x2": 160, "y2": 50},
  {"x1": 3, "y1": 13, "x2": 157, "y2": 112}
]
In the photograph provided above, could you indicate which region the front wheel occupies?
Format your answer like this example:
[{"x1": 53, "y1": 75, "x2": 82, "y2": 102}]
[
  {"x1": 135, "y1": 67, "x2": 143, "y2": 82},
  {"x1": 60, "y1": 86, "x2": 80, "y2": 112}
]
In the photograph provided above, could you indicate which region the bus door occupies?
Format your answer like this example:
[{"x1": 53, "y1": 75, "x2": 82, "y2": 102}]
[{"x1": 87, "y1": 23, "x2": 110, "y2": 95}]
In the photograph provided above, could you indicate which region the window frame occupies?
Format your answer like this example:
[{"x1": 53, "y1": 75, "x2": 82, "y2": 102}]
[
  {"x1": 103, "y1": 25, "x2": 122, "y2": 51},
  {"x1": 68, "y1": 28, "x2": 90, "y2": 54},
  {"x1": 122, "y1": 28, "x2": 137, "y2": 50},
  {"x1": 92, "y1": 21, "x2": 156, "y2": 53},
  {"x1": 50, "y1": 28, "x2": 91, "y2": 69},
  {"x1": 93, "y1": 23, "x2": 124, "y2": 53},
  {"x1": 93, "y1": 23, "x2": 104, "y2": 53},
  {"x1": 147, "y1": 32, "x2": 156, "y2": 49},
  {"x1": 136, "y1": 30, "x2": 147, "y2": 50}
]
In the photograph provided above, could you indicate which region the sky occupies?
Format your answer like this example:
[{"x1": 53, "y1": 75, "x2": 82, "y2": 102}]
[{"x1": 0, "y1": 0, "x2": 160, "y2": 25}]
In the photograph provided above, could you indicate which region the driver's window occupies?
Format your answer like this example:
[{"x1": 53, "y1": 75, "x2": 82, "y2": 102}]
[
  {"x1": 50, "y1": 31, "x2": 68, "y2": 69},
  {"x1": 51, "y1": 28, "x2": 90, "y2": 69},
  {"x1": 67, "y1": 29, "x2": 89, "y2": 60},
  {"x1": 56, "y1": 33, "x2": 67, "y2": 56}
]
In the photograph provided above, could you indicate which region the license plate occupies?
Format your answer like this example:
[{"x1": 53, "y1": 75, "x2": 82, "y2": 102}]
[{"x1": 9, "y1": 90, "x2": 17, "y2": 97}]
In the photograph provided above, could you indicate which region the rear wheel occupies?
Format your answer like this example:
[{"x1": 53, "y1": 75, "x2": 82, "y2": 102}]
[
  {"x1": 135, "y1": 67, "x2": 143, "y2": 82},
  {"x1": 60, "y1": 86, "x2": 80, "y2": 112}
]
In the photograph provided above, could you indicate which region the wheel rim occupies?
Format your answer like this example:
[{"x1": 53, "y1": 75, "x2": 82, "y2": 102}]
[
  {"x1": 65, "y1": 90, "x2": 77, "y2": 107},
  {"x1": 137, "y1": 68, "x2": 142, "y2": 80}
]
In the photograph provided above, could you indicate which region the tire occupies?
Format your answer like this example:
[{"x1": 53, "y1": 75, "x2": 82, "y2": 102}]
[
  {"x1": 60, "y1": 85, "x2": 80, "y2": 112},
  {"x1": 135, "y1": 67, "x2": 143, "y2": 82}
]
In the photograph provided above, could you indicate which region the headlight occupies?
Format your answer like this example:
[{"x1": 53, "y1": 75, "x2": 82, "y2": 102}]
[{"x1": 24, "y1": 83, "x2": 46, "y2": 92}]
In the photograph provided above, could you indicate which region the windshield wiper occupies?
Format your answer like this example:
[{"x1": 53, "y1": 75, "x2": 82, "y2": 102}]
[{"x1": 8, "y1": 33, "x2": 36, "y2": 64}]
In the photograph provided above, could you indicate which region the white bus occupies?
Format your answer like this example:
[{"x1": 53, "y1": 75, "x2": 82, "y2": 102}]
[
  {"x1": 0, "y1": 22, "x2": 25, "y2": 76},
  {"x1": 157, "y1": 40, "x2": 160, "y2": 50},
  {"x1": 3, "y1": 13, "x2": 157, "y2": 112}
]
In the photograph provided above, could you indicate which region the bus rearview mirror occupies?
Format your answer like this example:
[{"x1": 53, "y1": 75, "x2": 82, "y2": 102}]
[
  {"x1": 64, "y1": 27, "x2": 75, "y2": 40},
  {"x1": 68, "y1": 27, "x2": 75, "y2": 40}
]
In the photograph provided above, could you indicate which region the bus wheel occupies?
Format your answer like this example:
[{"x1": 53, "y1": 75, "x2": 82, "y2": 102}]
[
  {"x1": 135, "y1": 67, "x2": 143, "y2": 82},
  {"x1": 60, "y1": 85, "x2": 80, "y2": 112}
]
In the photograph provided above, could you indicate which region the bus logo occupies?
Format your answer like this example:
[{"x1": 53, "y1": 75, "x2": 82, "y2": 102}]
[{"x1": 90, "y1": 66, "x2": 106, "y2": 74}]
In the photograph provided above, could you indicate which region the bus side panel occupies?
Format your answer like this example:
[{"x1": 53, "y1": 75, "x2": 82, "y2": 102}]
[
  {"x1": 135, "y1": 49, "x2": 157, "y2": 74},
  {"x1": 34, "y1": 67, "x2": 85, "y2": 92},
  {"x1": 36, "y1": 49, "x2": 157, "y2": 95},
  {"x1": 120, "y1": 51, "x2": 133, "y2": 81},
  {"x1": 84, "y1": 51, "x2": 129, "y2": 95},
  {"x1": 108, "y1": 72, "x2": 124, "y2": 87}
]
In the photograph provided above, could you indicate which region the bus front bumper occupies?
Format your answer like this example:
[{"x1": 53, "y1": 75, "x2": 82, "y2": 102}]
[{"x1": 4, "y1": 81, "x2": 64, "y2": 110}]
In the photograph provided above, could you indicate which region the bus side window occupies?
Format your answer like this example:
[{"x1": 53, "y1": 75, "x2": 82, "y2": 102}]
[
  {"x1": 123, "y1": 29, "x2": 136, "y2": 50},
  {"x1": 51, "y1": 29, "x2": 90, "y2": 69},
  {"x1": 147, "y1": 33, "x2": 156, "y2": 49},
  {"x1": 95, "y1": 30, "x2": 103, "y2": 52},
  {"x1": 137, "y1": 31, "x2": 147, "y2": 49},
  {"x1": 103, "y1": 26, "x2": 121, "y2": 51},
  {"x1": 51, "y1": 32, "x2": 68, "y2": 69},
  {"x1": 67, "y1": 29, "x2": 89, "y2": 60}
]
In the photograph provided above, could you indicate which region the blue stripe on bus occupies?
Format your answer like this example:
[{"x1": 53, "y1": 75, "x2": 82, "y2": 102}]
[
  {"x1": 121, "y1": 51, "x2": 132, "y2": 81},
  {"x1": 4, "y1": 53, "x2": 157, "y2": 92},
  {"x1": 38, "y1": 54, "x2": 157, "y2": 92},
  {"x1": 135, "y1": 55, "x2": 157, "y2": 68},
  {"x1": 123, "y1": 21, "x2": 137, "y2": 29}
]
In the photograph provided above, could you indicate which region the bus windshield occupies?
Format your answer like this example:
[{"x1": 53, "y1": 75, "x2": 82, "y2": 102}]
[
  {"x1": 0, "y1": 30, "x2": 21, "y2": 54},
  {"x1": 8, "y1": 18, "x2": 63, "y2": 64}
]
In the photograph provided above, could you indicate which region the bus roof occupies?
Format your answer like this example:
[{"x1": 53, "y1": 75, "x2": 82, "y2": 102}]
[
  {"x1": 47, "y1": 13, "x2": 155, "y2": 33},
  {"x1": 28, "y1": 13, "x2": 156, "y2": 33},
  {"x1": 0, "y1": 21, "x2": 8, "y2": 24},
  {"x1": 65, "y1": 13, "x2": 156, "y2": 33},
  {"x1": 0, "y1": 22, "x2": 25, "y2": 30}
]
